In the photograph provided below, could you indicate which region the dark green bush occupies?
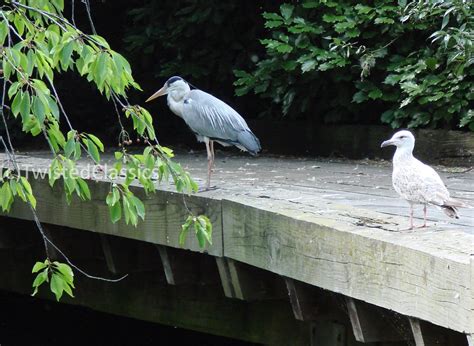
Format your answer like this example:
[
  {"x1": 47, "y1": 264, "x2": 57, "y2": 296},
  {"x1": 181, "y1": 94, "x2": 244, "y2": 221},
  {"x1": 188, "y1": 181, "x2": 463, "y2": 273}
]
[
  {"x1": 234, "y1": 0, "x2": 473, "y2": 130},
  {"x1": 123, "y1": 1, "x2": 267, "y2": 93}
]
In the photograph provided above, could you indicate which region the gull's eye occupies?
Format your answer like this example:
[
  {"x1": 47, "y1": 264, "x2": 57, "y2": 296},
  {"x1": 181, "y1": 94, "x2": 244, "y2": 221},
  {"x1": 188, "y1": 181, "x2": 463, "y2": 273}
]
[{"x1": 399, "y1": 136, "x2": 406, "y2": 139}]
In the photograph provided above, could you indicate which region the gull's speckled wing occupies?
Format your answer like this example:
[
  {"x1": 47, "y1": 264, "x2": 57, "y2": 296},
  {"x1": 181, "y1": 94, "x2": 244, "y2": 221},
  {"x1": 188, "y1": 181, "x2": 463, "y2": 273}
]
[{"x1": 392, "y1": 158, "x2": 450, "y2": 206}]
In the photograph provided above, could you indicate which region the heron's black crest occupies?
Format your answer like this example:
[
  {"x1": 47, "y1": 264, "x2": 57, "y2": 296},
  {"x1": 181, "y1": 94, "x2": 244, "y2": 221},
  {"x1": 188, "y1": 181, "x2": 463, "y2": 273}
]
[{"x1": 166, "y1": 76, "x2": 184, "y2": 86}]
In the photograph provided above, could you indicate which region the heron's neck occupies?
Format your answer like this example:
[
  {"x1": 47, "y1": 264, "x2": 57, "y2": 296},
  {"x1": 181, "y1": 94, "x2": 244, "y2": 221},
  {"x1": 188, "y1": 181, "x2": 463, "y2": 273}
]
[
  {"x1": 167, "y1": 88, "x2": 189, "y2": 117},
  {"x1": 393, "y1": 145, "x2": 414, "y2": 165}
]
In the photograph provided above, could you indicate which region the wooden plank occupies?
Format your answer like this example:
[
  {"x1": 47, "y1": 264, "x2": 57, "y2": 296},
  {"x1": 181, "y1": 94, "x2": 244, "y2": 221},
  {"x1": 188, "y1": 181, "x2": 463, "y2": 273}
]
[
  {"x1": 4, "y1": 176, "x2": 223, "y2": 256},
  {"x1": 468, "y1": 334, "x2": 474, "y2": 346},
  {"x1": 345, "y1": 297, "x2": 408, "y2": 343},
  {"x1": 409, "y1": 318, "x2": 426, "y2": 346},
  {"x1": 222, "y1": 196, "x2": 473, "y2": 334}
]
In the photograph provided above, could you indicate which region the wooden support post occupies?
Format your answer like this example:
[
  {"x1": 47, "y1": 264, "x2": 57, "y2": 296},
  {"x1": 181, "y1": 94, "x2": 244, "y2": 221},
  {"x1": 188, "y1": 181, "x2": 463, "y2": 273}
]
[
  {"x1": 156, "y1": 245, "x2": 206, "y2": 285},
  {"x1": 100, "y1": 234, "x2": 161, "y2": 274},
  {"x1": 216, "y1": 257, "x2": 285, "y2": 300},
  {"x1": 346, "y1": 297, "x2": 409, "y2": 343},
  {"x1": 467, "y1": 334, "x2": 474, "y2": 346},
  {"x1": 409, "y1": 318, "x2": 426, "y2": 346},
  {"x1": 100, "y1": 234, "x2": 118, "y2": 274},
  {"x1": 285, "y1": 278, "x2": 319, "y2": 321}
]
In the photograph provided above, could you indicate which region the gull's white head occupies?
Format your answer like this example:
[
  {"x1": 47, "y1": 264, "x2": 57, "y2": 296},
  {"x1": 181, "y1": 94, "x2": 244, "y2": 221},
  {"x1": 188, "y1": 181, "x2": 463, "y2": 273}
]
[
  {"x1": 381, "y1": 130, "x2": 415, "y2": 151},
  {"x1": 145, "y1": 76, "x2": 190, "y2": 103}
]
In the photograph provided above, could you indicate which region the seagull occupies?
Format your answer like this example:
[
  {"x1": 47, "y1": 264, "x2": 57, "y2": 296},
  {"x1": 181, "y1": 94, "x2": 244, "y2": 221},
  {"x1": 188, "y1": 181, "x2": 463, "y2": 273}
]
[
  {"x1": 146, "y1": 76, "x2": 261, "y2": 190},
  {"x1": 381, "y1": 130, "x2": 470, "y2": 229}
]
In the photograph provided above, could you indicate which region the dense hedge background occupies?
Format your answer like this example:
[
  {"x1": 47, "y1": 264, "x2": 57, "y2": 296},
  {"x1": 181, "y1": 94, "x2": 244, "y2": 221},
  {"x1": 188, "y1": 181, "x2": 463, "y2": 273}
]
[{"x1": 2, "y1": 0, "x2": 472, "y2": 149}]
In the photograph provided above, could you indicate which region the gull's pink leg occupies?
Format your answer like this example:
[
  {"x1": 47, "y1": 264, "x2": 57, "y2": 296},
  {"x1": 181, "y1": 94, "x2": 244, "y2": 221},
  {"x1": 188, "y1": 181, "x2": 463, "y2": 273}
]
[
  {"x1": 422, "y1": 205, "x2": 427, "y2": 228},
  {"x1": 409, "y1": 204, "x2": 414, "y2": 230}
]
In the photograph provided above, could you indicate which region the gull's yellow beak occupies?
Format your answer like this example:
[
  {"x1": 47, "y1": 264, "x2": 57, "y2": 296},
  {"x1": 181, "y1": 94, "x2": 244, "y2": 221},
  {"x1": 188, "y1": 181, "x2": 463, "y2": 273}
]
[{"x1": 145, "y1": 85, "x2": 168, "y2": 102}]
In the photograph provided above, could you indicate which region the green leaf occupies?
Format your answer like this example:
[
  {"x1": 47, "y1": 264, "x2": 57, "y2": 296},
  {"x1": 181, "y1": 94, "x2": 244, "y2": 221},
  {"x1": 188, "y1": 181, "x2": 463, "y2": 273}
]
[
  {"x1": 130, "y1": 196, "x2": 145, "y2": 220},
  {"x1": 0, "y1": 182, "x2": 13, "y2": 211},
  {"x1": 32, "y1": 261, "x2": 48, "y2": 273},
  {"x1": 32, "y1": 270, "x2": 48, "y2": 296},
  {"x1": 441, "y1": 14, "x2": 449, "y2": 29},
  {"x1": 77, "y1": 178, "x2": 91, "y2": 200},
  {"x1": 50, "y1": 273, "x2": 64, "y2": 301},
  {"x1": 60, "y1": 41, "x2": 74, "y2": 69},
  {"x1": 280, "y1": 4, "x2": 294, "y2": 20},
  {"x1": 64, "y1": 138, "x2": 76, "y2": 158},
  {"x1": 86, "y1": 139, "x2": 100, "y2": 163},
  {"x1": 87, "y1": 134, "x2": 104, "y2": 152},
  {"x1": 109, "y1": 201, "x2": 122, "y2": 223},
  {"x1": 20, "y1": 91, "x2": 31, "y2": 120},
  {"x1": 0, "y1": 20, "x2": 8, "y2": 45},
  {"x1": 11, "y1": 91, "x2": 22, "y2": 118},
  {"x1": 114, "y1": 151, "x2": 123, "y2": 160},
  {"x1": 179, "y1": 216, "x2": 193, "y2": 246},
  {"x1": 54, "y1": 262, "x2": 74, "y2": 286}
]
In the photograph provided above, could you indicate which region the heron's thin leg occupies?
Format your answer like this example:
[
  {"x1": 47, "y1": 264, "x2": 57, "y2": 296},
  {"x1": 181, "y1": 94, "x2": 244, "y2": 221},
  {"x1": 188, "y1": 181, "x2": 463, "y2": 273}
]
[
  {"x1": 422, "y1": 205, "x2": 427, "y2": 227},
  {"x1": 210, "y1": 140, "x2": 215, "y2": 171},
  {"x1": 204, "y1": 139, "x2": 212, "y2": 190}
]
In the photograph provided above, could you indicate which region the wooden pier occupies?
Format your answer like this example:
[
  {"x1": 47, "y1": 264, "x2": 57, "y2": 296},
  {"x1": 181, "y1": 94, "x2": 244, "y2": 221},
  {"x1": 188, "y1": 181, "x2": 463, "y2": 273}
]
[{"x1": 0, "y1": 150, "x2": 473, "y2": 345}]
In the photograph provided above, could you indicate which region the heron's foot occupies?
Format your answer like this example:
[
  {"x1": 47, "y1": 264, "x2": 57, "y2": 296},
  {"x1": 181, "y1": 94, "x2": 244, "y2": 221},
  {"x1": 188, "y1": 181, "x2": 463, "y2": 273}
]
[{"x1": 416, "y1": 224, "x2": 428, "y2": 229}]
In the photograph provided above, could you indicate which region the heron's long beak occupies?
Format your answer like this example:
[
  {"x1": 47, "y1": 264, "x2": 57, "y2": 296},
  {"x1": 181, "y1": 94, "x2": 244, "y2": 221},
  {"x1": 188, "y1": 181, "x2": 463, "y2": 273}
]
[
  {"x1": 145, "y1": 85, "x2": 168, "y2": 102},
  {"x1": 380, "y1": 139, "x2": 394, "y2": 148}
]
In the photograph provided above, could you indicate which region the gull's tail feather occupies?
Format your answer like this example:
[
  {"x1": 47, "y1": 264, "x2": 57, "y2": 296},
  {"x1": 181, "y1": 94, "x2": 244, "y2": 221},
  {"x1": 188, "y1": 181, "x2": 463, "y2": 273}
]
[
  {"x1": 440, "y1": 197, "x2": 473, "y2": 219},
  {"x1": 441, "y1": 205, "x2": 459, "y2": 219}
]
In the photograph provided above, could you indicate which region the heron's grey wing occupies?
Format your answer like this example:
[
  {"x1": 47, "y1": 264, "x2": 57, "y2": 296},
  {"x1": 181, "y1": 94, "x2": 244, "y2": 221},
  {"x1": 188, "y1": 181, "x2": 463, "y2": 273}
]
[{"x1": 182, "y1": 90, "x2": 261, "y2": 154}]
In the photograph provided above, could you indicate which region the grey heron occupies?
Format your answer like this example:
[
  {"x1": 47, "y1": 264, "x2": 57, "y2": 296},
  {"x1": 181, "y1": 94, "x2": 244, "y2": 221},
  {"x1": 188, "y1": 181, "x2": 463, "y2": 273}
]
[
  {"x1": 381, "y1": 130, "x2": 470, "y2": 229},
  {"x1": 146, "y1": 76, "x2": 261, "y2": 190}
]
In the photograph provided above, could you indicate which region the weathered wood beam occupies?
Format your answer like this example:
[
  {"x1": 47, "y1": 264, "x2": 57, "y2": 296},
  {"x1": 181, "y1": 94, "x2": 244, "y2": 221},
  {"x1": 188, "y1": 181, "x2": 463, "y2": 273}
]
[
  {"x1": 409, "y1": 318, "x2": 426, "y2": 346},
  {"x1": 222, "y1": 197, "x2": 473, "y2": 334},
  {"x1": 345, "y1": 297, "x2": 408, "y2": 343},
  {"x1": 4, "y1": 176, "x2": 223, "y2": 256},
  {"x1": 216, "y1": 257, "x2": 285, "y2": 300},
  {"x1": 285, "y1": 278, "x2": 320, "y2": 321}
]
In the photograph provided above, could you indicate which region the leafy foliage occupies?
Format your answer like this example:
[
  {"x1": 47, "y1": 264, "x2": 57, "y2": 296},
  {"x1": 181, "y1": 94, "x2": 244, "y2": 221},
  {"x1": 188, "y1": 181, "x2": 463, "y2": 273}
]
[
  {"x1": 235, "y1": 0, "x2": 473, "y2": 130},
  {"x1": 123, "y1": 1, "x2": 265, "y2": 89},
  {"x1": 180, "y1": 214, "x2": 212, "y2": 248},
  {"x1": 32, "y1": 259, "x2": 74, "y2": 301},
  {"x1": 1, "y1": 0, "x2": 213, "y2": 301}
]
